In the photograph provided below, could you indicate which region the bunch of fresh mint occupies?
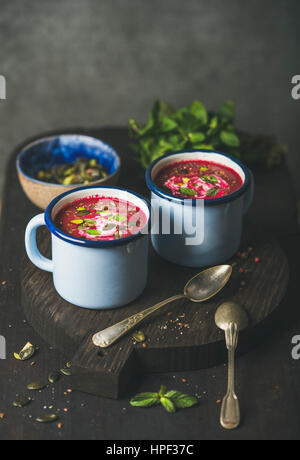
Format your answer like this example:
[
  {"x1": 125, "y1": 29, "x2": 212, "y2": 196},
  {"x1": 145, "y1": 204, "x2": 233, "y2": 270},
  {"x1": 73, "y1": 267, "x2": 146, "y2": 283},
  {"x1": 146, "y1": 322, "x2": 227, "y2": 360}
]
[
  {"x1": 130, "y1": 385, "x2": 198, "y2": 413},
  {"x1": 129, "y1": 100, "x2": 286, "y2": 169}
]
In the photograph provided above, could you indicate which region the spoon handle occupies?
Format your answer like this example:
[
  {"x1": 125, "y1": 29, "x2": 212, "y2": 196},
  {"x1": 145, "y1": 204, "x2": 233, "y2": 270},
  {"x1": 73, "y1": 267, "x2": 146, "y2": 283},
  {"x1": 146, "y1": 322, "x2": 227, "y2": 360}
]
[
  {"x1": 220, "y1": 322, "x2": 240, "y2": 430},
  {"x1": 92, "y1": 295, "x2": 185, "y2": 348}
]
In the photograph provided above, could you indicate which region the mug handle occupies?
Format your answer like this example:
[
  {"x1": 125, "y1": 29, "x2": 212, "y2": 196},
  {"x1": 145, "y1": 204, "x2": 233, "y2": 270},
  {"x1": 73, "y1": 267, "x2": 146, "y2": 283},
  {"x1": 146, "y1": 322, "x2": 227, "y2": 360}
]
[
  {"x1": 243, "y1": 168, "x2": 254, "y2": 215},
  {"x1": 25, "y1": 214, "x2": 53, "y2": 273}
]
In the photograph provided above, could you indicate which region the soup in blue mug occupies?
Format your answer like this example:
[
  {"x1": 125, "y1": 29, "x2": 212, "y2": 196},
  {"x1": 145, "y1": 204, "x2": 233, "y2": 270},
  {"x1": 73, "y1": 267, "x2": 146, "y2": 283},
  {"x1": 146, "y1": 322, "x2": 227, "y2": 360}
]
[
  {"x1": 146, "y1": 150, "x2": 254, "y2": 268},
  {"x1": 25, "y1": 186, "x2": 150, "y2": 310}
]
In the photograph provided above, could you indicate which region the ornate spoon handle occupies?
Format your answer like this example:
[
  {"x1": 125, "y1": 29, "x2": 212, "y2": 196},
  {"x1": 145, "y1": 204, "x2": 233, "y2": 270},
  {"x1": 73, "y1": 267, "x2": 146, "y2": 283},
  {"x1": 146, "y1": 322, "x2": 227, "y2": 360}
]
[
  {"x1": 220, "y1": 322, "x2": 240, "y2": 430},
  {"x1": 92, "y1": 294, "x2": 184, "y2": 348}
]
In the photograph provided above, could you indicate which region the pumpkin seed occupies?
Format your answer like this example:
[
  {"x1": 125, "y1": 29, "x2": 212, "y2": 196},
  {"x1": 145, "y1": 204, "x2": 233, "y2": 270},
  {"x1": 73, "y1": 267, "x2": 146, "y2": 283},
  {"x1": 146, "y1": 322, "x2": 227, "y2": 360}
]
[
  {"x1": 36, "y1": 414, "x2": 58, "y2": 423},
  {"x1": 19, "y1": 346, "x2": 35, "y2": 361},
  {"x1": 14, "y1": 342, "x2": 36, "y2": 361},
  {"x1": 48, "y1": 371, "x2": 60, "y2": 384},
  {"x1": 71, "y1": 219, "x2": 84, "y2": 225},
  {"x1": 133, "y1": 331, "x2": 146, "y2": 343},
  {"x1": 85, "y1": 229, "x2": 101, "y2": 236},
  {"x1": 13, "y1": 396, "x2": 32, "y2": 408},
  {"x1": 76, "y1": 210, "x2": 90, "y2": 217},
  {"x1": 60, "y1": 368, "x2": 71, "y2": 376},
  {"x1": 27, "y1": 382, "x2": 46, "y2": 390},
  {"x1": 206, "y1": 186, "x2": 219, "y2": 197}
]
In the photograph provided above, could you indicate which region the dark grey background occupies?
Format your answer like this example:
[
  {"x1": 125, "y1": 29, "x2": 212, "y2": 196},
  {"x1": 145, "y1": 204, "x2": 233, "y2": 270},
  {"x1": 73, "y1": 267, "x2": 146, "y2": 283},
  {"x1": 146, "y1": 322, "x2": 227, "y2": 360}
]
[{"x1": 0, "y1": 0, "x2": 299, "y2": 193}]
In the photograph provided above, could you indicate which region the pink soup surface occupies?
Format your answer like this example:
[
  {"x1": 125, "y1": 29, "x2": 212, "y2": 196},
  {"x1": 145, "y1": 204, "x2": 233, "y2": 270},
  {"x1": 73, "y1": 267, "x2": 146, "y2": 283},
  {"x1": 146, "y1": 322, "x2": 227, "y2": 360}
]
[
  {"x1": 154, "y1": 160, "x2": 243, "y2": 199},
  {"x1": 54, "y1": 195, "x2": 148, "y2": 241}
]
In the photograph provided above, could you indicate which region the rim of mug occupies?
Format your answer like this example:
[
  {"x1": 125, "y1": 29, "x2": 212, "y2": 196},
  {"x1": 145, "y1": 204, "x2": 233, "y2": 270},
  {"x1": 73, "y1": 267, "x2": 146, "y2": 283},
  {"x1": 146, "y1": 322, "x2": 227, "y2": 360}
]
[
  {"x1": 44, "y1": 185, "x2": 151, "y2": 248},
  {"x1": 145, "y1": 149, "x2": 250, "y2": 206}
]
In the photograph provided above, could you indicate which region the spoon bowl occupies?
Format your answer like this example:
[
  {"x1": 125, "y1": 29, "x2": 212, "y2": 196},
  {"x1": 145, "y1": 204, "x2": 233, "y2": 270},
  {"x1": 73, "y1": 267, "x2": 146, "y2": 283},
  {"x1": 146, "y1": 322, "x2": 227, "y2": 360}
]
[
  {"x1": 215, "y1": 301, "x2": 249, "y2": 332},
  {"x1": 185, "y1": 265, "x2": 232, "y2": 302},
  {"x1": 93, "y1": 264, "x2": 233, "y2": 348}
]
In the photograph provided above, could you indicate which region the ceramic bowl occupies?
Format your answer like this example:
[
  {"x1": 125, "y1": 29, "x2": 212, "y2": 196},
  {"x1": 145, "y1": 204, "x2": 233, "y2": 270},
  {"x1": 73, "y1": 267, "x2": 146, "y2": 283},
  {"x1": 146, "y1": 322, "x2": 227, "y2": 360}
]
[
  {"x1": 25, "y1": 186, "x2": 150, "y2": 310},
  {"x1": 146, "y1": 149, "x2": 254, "y2": 268},
  {"x1": 16, "y1": 134, "x2": 121, "y2": 209}
]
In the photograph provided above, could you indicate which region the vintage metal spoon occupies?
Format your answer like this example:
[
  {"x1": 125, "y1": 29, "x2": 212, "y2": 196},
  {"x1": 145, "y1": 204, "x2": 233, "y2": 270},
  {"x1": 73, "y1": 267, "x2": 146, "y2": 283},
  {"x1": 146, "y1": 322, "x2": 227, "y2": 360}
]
[
  {"x1": 215, "y1": 301, "x2": 248, "y2": 430},
  {"x1": 93, "y1": 264, "x2": 232, "y2": 348}
]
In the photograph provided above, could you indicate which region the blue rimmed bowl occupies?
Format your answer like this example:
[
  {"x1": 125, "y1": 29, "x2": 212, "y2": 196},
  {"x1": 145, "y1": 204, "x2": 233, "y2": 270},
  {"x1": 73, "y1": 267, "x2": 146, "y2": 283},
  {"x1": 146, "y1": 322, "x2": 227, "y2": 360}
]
[
  {"x1": 25, "y1": 186, "x2": 150, "y2": 310},
  {"x1": 146, "y1": 149, "x2": 254, "y2": 268},
  {"x1": 16, "y1": 134, "x2": 121, "y2": 209}
]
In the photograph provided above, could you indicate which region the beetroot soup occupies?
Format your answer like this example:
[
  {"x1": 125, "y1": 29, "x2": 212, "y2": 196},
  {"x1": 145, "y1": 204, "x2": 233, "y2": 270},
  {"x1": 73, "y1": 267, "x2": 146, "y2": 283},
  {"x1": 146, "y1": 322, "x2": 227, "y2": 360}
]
[
  {"x1": 54, "y1": 195, "x2": 148, "y2": 241},
  {"x1": 154, "y1": 160, "x2": 243, "y2": 199}
]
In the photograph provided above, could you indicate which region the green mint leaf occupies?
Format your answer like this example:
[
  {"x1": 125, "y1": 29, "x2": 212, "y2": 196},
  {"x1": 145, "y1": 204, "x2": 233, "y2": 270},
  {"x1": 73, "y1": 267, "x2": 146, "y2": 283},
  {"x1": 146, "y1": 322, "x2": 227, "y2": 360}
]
[
  {"x1": 189, "y1": 101, "x2": 208, "y2": 125},
  {"x1": 178, "y1": 112, "x2": 200, "y2": 134},
  {"x1": 165, "y1": 390, "x2": 182, "y2": 400},
  {"x1": 159, "y1": 115, "x2": 178, "y2": 133},
  {"x1": 172, "y1": 394, "x2": 198, "y2": 409},
  {"x1": 159, "y1": 385, "x2": 167, "y2": 397},
  {"x1": 85, "y1": 229, "x2": 101, "y2": 235},
  {"x1": 209, "y1": 116, "x2": 218, "y2": 130},
  {"x1": 160, "y1": 397, "x2": 176, "y2": 413},
  {"x1": 217, "y1": 100, "x2": 235, "y2": 121},
  {"x1": 206, "y1": 186, "x2": 219, "y2": 197},
  {"x1": 189, "y1": 132, "x2": 206, "y2": 144},
  {"x1": 220, "y1": 130, "x2": 240, "y2": 148},
  {"x1": 130, "y1": 392, "x2": 160, "y2": 408},
  {"x1": 180, "y1": 187, "x2": 197, "y2": 196}
]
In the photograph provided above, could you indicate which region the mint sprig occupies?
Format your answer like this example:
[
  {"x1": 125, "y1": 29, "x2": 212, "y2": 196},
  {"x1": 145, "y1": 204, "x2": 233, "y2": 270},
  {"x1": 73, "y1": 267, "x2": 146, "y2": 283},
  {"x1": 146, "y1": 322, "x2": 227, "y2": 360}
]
[
  {"x1": 129, "y1": 99, "x2": 286, "y2": 169},
  {"x1": 130, "y1": 385, "x2": 198, "y2": 413}
]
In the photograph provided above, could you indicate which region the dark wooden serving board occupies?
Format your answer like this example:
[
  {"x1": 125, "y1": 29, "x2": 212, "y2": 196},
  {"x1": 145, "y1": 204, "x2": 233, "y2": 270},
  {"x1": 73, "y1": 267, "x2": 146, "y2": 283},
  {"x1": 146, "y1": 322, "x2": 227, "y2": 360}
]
[
  {"x1": 22, "y1": 228, "x2": 289, "y2": 398},
  {"x1": 14, "y1": 126, "x2": 291, "y2": 401}
]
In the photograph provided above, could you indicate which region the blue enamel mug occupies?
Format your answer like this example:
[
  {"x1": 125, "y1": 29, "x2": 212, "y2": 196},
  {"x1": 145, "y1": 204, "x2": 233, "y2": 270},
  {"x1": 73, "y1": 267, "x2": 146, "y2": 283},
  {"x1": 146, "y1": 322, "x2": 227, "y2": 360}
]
[
  {"x1": 146, "y1": 150, "x2": 254, "y2": 268},
  {"x1": 25, "y1": 186, "x2": 150, "y2": 309}
]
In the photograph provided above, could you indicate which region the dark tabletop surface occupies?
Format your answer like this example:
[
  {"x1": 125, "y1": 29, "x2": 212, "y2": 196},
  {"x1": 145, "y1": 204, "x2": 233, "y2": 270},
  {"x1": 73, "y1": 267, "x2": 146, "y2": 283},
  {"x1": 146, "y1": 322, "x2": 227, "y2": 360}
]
[{"x1": 0, "y1": 127, "x2": 299, "y2": 441}]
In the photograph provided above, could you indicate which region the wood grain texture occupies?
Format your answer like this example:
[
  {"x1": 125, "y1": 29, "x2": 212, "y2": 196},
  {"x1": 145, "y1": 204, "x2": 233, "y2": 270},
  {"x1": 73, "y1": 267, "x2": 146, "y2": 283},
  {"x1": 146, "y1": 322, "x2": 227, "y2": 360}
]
[{"x1": 21, "y1": 225, "x2": 289, "y2": 398}]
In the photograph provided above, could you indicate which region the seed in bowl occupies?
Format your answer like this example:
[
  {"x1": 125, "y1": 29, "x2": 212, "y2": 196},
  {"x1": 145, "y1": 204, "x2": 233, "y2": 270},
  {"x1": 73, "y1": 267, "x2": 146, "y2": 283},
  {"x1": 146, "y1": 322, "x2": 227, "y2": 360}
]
[
  {"x1": 54, "y1": 196, "x2": 148, "y2": 241},
  {"x1": 36, "y1": 158, "x2": 108, "y2": 185}
]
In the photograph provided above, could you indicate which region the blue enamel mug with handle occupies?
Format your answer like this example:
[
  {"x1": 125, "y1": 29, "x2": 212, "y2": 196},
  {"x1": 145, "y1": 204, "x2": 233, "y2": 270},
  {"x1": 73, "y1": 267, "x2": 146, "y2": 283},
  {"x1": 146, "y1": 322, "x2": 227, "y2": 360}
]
[
  {"x1": 146, "y1": 150, "x2": 254, "y2": 268},
  {"x1": 25, "y1": 186, "x2": 150, "y2": 310}
]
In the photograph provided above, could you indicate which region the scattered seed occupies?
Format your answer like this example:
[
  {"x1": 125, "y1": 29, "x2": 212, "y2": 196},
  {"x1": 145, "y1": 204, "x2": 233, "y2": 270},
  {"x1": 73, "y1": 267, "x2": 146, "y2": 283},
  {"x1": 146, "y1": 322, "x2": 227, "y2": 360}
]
[
  {"x1": 254, "y1": 257, "x2": 260, "y2": 263},
  {"x1": 60, "y1": 368, "x2": 71, "y2": 376},
  {"x1": 13, "y1": 396, "x2": 32, "y2": 408},
  {"x1": 57, "y1": 423, "x2": 63, "y2": 429},
  {"x1": 27, "y1": 382, "x2": 46, "y2": 391},
  {"x1": 36, "y1": 414, "x2": 58, "y2": 423},
  {"x1": 65, "y1": 362, "x2": 72, "y2": 369},
  {"x1": 132, "y1": 331, "x2": 146, "y2": 343},
  {"x1": 0, "y1": 413, "x2": 5, "y2": 419},
  {"x1": 15, "y1": 342, "x2": 36, "y2": 361},
  {"x1": 48, "y1": 371, "x2": 60, "y2": 384}
]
